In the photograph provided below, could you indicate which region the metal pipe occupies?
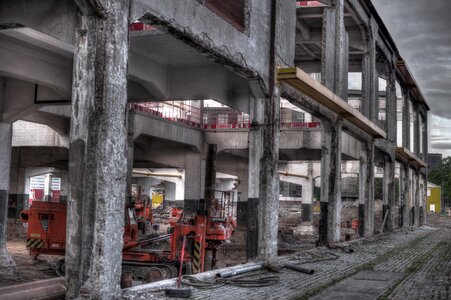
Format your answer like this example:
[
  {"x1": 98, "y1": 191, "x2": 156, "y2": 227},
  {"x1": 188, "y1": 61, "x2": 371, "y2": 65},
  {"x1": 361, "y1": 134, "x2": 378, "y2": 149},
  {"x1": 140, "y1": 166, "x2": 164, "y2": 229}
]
[
  {"x1": 216, "y1": 264, "x2": 263, "y2": 278},
  {"x1": 278, "y1": 171, "x2": 309, "y2": 179},
  {"x1": 0, "y1": 277, "x2": 66, "y2": 300},
  {"x1": 132, "y1": 171, "x2": 182, "y2": 179},
  {"x1": 284, "y1": 264, "x2": 315, "y2": 275}
]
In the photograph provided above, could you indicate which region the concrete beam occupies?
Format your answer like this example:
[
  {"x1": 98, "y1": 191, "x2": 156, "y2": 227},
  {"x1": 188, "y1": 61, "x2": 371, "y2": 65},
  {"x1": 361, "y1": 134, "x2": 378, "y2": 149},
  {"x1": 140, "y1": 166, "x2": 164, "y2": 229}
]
[
  {"x1": 133, "y1": 112, "x2": 203, "y2": 153},
  {"x1": 0, "y1": 34, "x2": 72, "y2": 98},
  {"x1": 0, "y1": 0, "x2": 76, "y2": 45}
]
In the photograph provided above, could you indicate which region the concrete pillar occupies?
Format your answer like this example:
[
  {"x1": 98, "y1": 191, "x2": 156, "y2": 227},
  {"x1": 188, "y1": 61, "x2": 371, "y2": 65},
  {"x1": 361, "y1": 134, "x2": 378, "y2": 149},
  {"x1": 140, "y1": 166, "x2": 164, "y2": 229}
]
[
  {"x1": 382, "y1": 156, "x2": 395, "y2": 231},
  {"x1": 319, "y1": 119, "x2": 342, "y2": 244},
  {"x1": 301, "y1": 162, "x2": 314, "y2": 225},
  {"x1": 125, "y1": 109, "x2": 135, "y2": 205},
  {"x1": 321, "y1": 0, "x2": 347, "y2": 100},
  {"x1": 319, "y1": 0, "x2": 345, "y2": 245},
  {"x1": 247, "y1": 97, "x2": 264, "y2": 259},
  {"x1": 358, "y1": 150, "x2": 367, "y2": 237},
  {"x1": 387, "y1": 69, "x2": 397, "y2": 143},
  {"x1": 361, "y1": 22, "x2": 378, "y2": 121},
  {"x1": 414, "y1": 105, "x2": 420, "y2": 157},
  {"x1": 203, "y1": 144, "x2": 217, "y2": 216},
  {"x1": 257, "y1": 87, "x2": 281, "y2": 268},
  {"x1": 364, "y1": 139, "x2": 375, "y2": 237},
  {"x1": 65, "y1": 1, "x2": 130, "y2": 298},
  {"x1": 184, "y1": 151, "x2": 205, "y2": 211},
  {"x1": 414, "y1": 171, "x2": 420, "y2": 227},
  {"x1": 402, "y1": 91, "x2": 410, "y2": 149},
  {"x1": 422, "y1": 113, "x2": 428, "y2": 162},
  {"x1": 402, "y1": 164, "x2": 411, "y2": 227},
  {"x1": 0, "y1": 123, "x2": 16, "y2": 275}
]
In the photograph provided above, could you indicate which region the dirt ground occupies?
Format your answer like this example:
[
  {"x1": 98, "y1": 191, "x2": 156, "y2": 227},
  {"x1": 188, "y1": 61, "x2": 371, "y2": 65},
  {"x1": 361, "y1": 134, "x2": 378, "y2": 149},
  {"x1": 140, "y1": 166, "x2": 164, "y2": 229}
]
[
  {"x1": 0, "y1": 240, "x2": 62, "y2": 288},
  {"x1": 1, "y1": 202, "x2": 412, "y2": 288}
]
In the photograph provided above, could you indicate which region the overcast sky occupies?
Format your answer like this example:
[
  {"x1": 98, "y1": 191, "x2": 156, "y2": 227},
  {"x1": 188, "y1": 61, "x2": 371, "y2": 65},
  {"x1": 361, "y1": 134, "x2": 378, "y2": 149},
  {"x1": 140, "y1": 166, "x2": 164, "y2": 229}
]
[{"x1": 372, "y1": 0, "x2": 451, "y2": 157}]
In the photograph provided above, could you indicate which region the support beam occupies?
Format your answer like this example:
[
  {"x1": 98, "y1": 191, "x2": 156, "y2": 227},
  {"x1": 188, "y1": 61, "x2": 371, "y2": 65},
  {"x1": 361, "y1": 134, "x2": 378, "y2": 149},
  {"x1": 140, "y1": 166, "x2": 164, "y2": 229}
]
[
  {"x1": 125, "y1": 109, "x2": 135, "y2": 205},
  {"x1": 65, "y1": 1, "x2": 130, "y2": 298},
  {"x1": 0, "y1": 122, "x2": 16, "y2": 275},
  {"x1": 402, "y1": 164, "x2": 411, "y2": 227},
  {"x1": 414, "y1": 171, "x2": 420, "y2": 227},
  {"x1": 184, "y1": 150, "x2": 205, "y2": 211},
  {"x1": 258, "y1": 87, "x2": 280, "y2": 268},
  {"x1": 247, "y1": 97, "x2": 264, "y2": 260},
  {"x1": 319, "y1": 119, "x2": 342, "y2": 244},
  {"x1": 358, "y1": 148, "x2": 366, "y2": 237},
  {"x1": 364, "y1": 139, "x2": 375, "y2": 237}
]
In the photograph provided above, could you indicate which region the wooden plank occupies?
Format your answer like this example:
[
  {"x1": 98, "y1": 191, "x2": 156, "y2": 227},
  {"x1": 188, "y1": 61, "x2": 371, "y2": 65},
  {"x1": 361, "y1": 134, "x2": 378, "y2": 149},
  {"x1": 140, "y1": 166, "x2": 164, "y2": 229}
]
[
  {"x1": 395, "y1": 147, "x2": 427, "y2": 168},
  {"x1": 277, "y1": 67, "x2": 386, "y2": 139}
]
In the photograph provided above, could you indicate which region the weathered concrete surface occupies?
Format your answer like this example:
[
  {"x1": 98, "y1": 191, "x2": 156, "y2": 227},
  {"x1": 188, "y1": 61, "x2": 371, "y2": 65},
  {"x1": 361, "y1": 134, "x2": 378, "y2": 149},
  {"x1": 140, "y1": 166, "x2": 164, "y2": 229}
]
[
  {"x1": 133, "y1": 112, "x2": 203, "y2": 152},
  {"x1": 0, "y1": 122, "x2": 16, "y2": 275},
  {"x1": 364, "y1": 140, "x2": 375, "y2": 237},
  {"x1": 258, "y1": 88, "x2": 281, "y2": 268},
  {"x1": 319, "y1": 119, "x2": 342, "y2": 244},
  {"x1": 65, "y1": 1, "x2": 131, "y2": 298},
  {"x1": 131, "y1": 0, "x2": 295, "y2": 90},
  {"x1": 310, "y1": 271, "x2": 405, "y2": 300},
  {"x1": 247, "y1": 97, "x2": 264, "y2": 259}
]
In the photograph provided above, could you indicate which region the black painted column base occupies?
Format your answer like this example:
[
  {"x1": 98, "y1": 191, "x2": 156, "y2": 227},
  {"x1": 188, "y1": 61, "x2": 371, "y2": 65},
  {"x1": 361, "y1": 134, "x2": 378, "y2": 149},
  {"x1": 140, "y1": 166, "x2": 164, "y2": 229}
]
[
  {"x1": 246, "y1": 198, "x2": 259, "y2": 259},
  {"x1": 301, "y1": 204, "x2": 313, "y2": 223},
  {"x1": 319, "y1": 202, "x2": 328, "y2": 245},
  {"x1": 358, "y1": 204, "x2": 365, "y2": 237}
]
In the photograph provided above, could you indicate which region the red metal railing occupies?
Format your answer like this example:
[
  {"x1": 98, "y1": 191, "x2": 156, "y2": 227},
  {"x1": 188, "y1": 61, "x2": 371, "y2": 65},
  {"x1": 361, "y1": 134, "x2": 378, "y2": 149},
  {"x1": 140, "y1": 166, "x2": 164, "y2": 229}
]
[{"x1": 132, "y1": 102, "x2": 321, "y2": 130}]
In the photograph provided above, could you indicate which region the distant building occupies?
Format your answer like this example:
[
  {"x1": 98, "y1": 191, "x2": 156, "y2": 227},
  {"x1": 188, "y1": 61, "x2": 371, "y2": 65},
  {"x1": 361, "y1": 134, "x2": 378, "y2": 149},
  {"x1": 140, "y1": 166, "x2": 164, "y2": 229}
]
[
  {"x1": 427, "y1": 182, "x2": 442, "y2": 213},
  {"x1": 428, "y1": 153, "x2": 443, "y2": 172}
]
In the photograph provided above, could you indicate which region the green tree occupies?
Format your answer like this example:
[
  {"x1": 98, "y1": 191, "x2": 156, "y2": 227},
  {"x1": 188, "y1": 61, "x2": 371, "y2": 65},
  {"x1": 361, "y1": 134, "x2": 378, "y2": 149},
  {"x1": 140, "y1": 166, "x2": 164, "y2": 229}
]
[{"x1": 429, "y1": 156, "x2": 451, "y2": 208}]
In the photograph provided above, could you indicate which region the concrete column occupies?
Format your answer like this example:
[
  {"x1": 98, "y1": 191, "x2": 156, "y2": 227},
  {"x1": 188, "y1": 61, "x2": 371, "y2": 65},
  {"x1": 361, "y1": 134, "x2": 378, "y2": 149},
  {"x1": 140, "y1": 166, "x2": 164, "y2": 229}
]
[
  {"x1": 0, "y1": 123, "x2": 16, "y2": 274},
  {"x1": 301, "y1": 162, "x2": 314, "y2": 225},
  {"x1": 364, "y1": 139, "x2": 375, "y2": 237},
  {"x1": 402, "y1": 91, "x2": 410, "y2": 149},
  {"x1": 382, "y1": 156, "x2": 395, "y2": 231},
  {"x1": 414, "y1": 105, "x2": 420, "y2": 157},
  {"x1": 319, "y1": 119, "x2": 342, "y2": 244},
  {"x1": 321, "y1": 0, "x2": 347, "y2": 99},
  {"x1": 247, "y1": 97, "x2": 264, "y2": 259},
  {"x1": 358, "y1": 149, "x2": 367, "y2": 237},
  {"x1": 422, "y1": 113, "x2": 428, "y2": 162},
  {"x1": 414, "y1": 171, "x2": 420, "y2": 227},
  {"x1": 257, "y1": 87, "x2": 280, "y2": 268},
  {"x1": 65, "y1": 1, "x2": 130, "y2": 298},
  {"x1": 387, "y1": 69, "x2": 397, "y2": 143},
  {"x1": 125, "y1": 109, "x2": 135, "y2": 205},
  {"x1": 402, "y1": 164, "x2": 411, "y2": 227},
  {"x1": 361, "y1": 23, "x2": 378, "y2": 121},
  {"x1": 184, "y1": 151, "x2": 205, "y2": 211}
]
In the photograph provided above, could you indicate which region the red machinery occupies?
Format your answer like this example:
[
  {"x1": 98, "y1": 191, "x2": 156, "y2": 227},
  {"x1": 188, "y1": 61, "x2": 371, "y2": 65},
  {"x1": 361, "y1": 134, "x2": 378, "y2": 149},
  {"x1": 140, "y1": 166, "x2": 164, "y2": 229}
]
[{"x1": 20, "y1": 190, "x2": 236, "y2": 279}]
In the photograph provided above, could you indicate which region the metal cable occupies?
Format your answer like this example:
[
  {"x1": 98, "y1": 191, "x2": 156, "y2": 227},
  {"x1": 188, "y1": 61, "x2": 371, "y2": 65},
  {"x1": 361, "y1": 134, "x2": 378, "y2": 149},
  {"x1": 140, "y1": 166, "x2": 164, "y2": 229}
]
[{"x1": 181, "y1": 273, "x2": 280, "y2": 289}]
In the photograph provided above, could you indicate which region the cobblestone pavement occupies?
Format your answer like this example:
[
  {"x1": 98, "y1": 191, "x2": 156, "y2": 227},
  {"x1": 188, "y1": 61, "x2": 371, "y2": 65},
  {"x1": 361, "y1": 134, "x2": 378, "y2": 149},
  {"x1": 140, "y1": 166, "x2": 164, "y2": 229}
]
[
  {"x1": 123, "y1": 226, "x2": 451, "y2": 300},
  {"x1": 387, "y1": 229, "x2": 451, "y2": 300}
]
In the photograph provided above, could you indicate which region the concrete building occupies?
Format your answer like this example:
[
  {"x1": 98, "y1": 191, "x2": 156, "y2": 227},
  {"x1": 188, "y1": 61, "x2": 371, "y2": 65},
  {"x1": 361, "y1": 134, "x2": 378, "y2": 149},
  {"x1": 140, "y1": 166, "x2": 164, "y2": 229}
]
[
  {"x1": 427, "y1": 153, "x2": 442, "y2": 172},
  {"x1": 0, "y1": 0, "x2": 429, "y2": 298}
]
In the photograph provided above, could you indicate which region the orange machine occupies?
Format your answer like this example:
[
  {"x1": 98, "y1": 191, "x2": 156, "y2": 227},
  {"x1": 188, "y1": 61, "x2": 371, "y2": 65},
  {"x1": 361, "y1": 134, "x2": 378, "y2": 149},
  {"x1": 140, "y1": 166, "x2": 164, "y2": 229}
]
[
  {"x1": 20, "y1": 190, "x2": 236, "y2": 278},
  {"x1": 20, "y1": 201, "x2": 66, "y2": 256}
]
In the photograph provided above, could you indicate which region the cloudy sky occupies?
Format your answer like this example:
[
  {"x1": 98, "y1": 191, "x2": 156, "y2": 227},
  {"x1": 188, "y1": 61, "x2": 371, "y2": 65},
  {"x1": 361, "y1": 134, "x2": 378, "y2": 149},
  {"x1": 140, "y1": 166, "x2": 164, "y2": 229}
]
[{"x1": 372, "y1": 0, "x2": 451, "y2": 157}]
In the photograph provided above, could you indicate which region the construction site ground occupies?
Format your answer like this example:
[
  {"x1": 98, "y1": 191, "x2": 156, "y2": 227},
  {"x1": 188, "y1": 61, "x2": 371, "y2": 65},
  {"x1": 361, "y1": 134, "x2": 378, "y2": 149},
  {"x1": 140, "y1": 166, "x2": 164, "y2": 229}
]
[
  {"x1": 123, "y1": 214, "x2": 451, "y2": 300},
  {"x1": 2, "y1": 214, "x2": 451, "y2": 299}
]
